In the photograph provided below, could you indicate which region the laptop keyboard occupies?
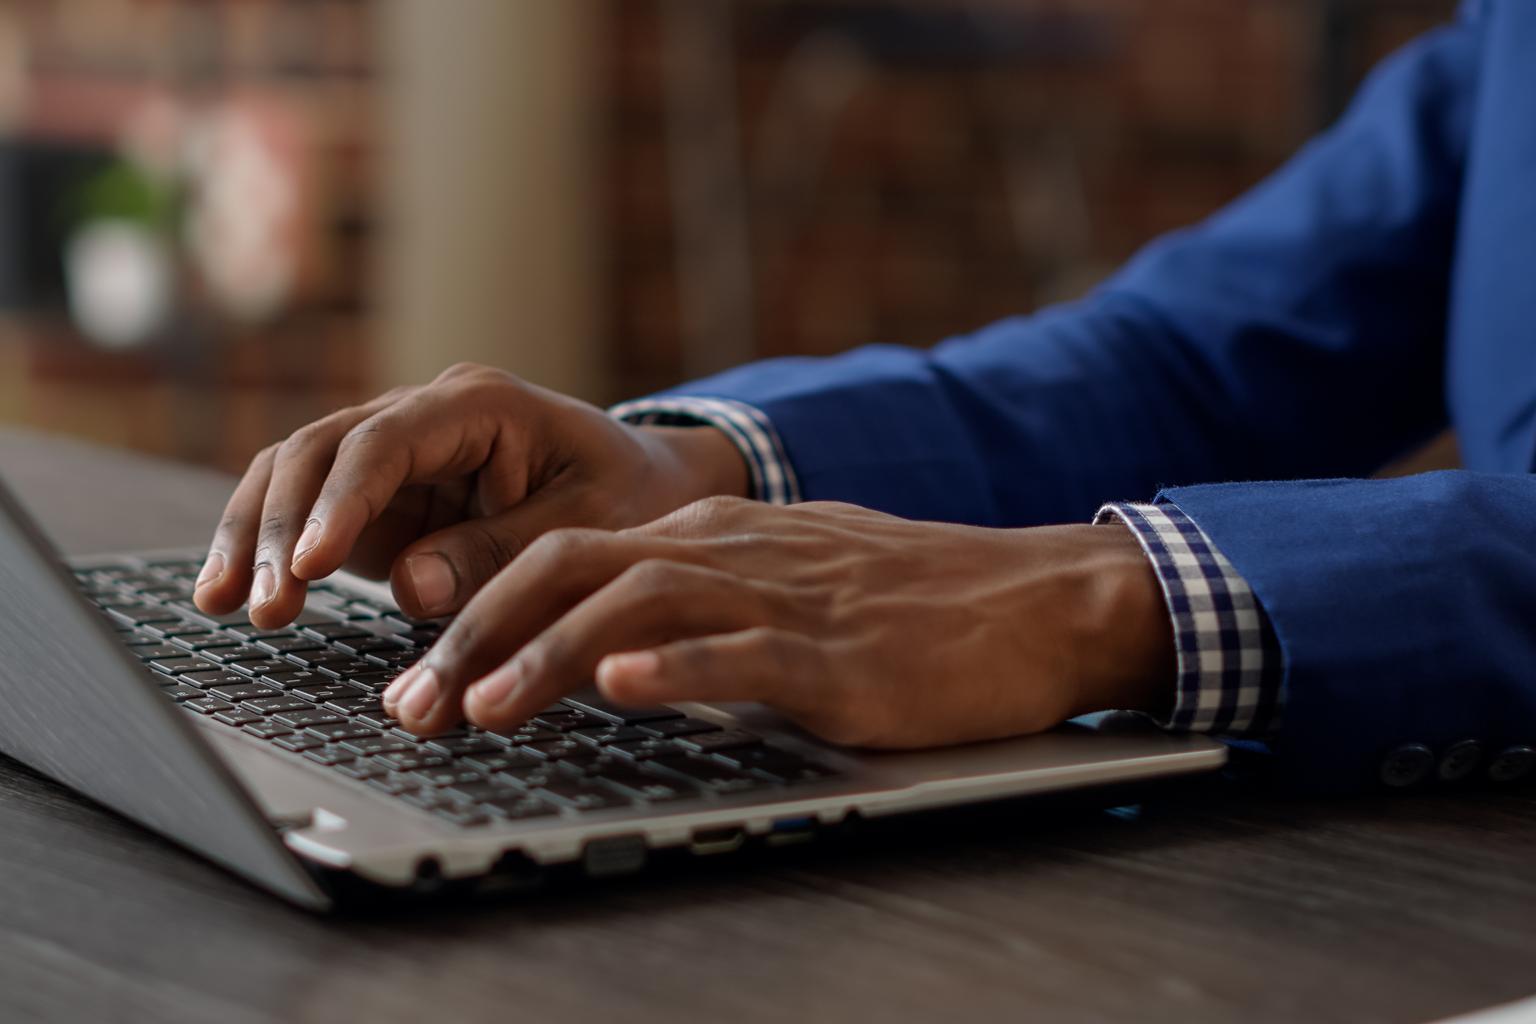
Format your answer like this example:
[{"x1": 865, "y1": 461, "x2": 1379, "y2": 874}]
[{"x1": 73, "y1": 557, "x2": 840, "y2": 829}]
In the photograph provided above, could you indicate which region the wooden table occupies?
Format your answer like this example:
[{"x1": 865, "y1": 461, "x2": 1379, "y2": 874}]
[{"x1": 0, "y1": 427, "x2": 1531, "y2": 1024}]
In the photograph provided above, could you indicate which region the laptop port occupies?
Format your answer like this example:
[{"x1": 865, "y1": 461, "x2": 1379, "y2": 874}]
[
  {"x1": 582, "y1": 834, "x2": 648, "y2": 877},
  {"x1": 766, "y1": 816, "x2": 817, "y2": 846},
  {"x1": 688, "y1": 826, "x2": 746, "y2": 855}
]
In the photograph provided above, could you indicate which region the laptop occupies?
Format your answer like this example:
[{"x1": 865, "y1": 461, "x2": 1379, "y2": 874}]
[{"x1": 0, "y1": 476, "x2": 1226, "y2": 911}]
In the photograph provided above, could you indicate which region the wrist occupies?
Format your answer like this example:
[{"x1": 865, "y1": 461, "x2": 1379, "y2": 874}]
[
  {"x1": 638, "y1": 425, "x2": 752, "y2": 505},
  {"x1": 1066, "y1": 523, "x2": 1177, "y2": 720}
]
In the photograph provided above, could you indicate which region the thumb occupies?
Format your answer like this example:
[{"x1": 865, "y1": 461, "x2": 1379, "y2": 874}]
[{"x1": 388, "y1": 486, "x2": 596, "y2": 618}]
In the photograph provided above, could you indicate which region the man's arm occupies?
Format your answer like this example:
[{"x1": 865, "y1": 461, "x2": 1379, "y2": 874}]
[{"x1": 620, "y1": 16, "x2": 1483, "y2": 528}]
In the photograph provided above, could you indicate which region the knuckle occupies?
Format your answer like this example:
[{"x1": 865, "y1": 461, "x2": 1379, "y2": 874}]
[
  {"x1": 528, "y1": 527, "x2": 600, "y2": 568},
  {"x1": 435, "y1": 361, "x2": 486, "y2": 382},
  {"x1": 621, "y1": 557, "x2": 685, "y2": 592}
]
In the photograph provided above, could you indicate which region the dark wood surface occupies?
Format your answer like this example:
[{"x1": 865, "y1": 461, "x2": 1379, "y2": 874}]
[{"x1": 0, "y1": 427, "x2": 1532, "y2": 1024}]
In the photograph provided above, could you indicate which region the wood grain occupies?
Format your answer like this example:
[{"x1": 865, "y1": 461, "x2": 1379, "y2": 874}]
[{"x1": 1, "y1": 428, "x2": 1533, "y2": 1024}]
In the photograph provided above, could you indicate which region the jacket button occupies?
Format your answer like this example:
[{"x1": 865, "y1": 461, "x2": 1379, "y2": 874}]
[
  {"x1": 1379, "y1": 744, "x2": 1435, "y2": 788},
  {"x1": 1437, "y1": 739, "x2": 1483, "y2": 783},
  {"x1": 1487, "y1": 745, "x2": 1536, "y2": 783}
]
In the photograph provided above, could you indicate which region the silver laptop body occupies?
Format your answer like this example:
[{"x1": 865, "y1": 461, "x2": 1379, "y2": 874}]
[{"x1": 0, "y1": 478, "x2": 1226, "y2": 910}]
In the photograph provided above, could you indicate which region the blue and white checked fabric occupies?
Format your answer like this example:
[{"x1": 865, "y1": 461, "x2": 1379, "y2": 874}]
[
  {"x1": 609, "y1": 396, "x2": 801, "y2": 506},
  {"x1": 1095, "y1": 502, "x2": 1284, "y2": 737},
  {"x1": 613, "y1": 399, "x2": 1284, "y2": 738}
]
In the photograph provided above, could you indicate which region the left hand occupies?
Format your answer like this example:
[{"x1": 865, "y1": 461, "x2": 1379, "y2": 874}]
[{"x1": 382, "y1": 497, "x2": 1176, "y2": 747}]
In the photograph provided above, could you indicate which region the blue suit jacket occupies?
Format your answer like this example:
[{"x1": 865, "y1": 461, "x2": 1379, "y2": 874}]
[{"x1": 658, "y1": 1, "x2": 1536, "y2": 792}]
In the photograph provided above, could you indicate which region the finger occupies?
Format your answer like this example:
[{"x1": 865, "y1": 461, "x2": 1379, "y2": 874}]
[
  {"x1": 194, "y1": 445, "x2": 277, "y2": 615},
  {"x1": 461, "y1": 561, "x2": 771, "y2": 731},
  {"x1": 595, "y1": 626, "x2": 822, "y2": 716},
  {"x1": 381, "y1": 529, "x2": 696, "y2": 735},
  {"x1": 248, "y1": 416, "x2": 368, "y2": 627},
  {"x1": 290, "y1": 385, "x2": 532, "y2": 584},
  {"x1": 386, "y1": 482, "x2": 603, "y2": 619}
]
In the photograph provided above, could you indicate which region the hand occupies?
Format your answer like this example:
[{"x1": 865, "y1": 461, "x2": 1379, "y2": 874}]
[
  {"x1": 382, "y1": 498, "x2": 1177, "y2": 747},
  {"x1": 192, "y1": 363, "x2": 750, "y2": 628}
]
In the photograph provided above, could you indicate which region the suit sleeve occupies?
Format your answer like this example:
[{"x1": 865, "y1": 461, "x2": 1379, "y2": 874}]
[
  {"x1": 1161, "y1": 472, "x2": 1536, "y2": 793},
  {"x1": 636, "y1": 17, "x2": 1482, "y2": 528}
]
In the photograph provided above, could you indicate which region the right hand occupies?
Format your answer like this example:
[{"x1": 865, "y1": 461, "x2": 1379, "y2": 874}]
[{"x1": 192, "y1": 363, "x2": 750, "y2": 628}]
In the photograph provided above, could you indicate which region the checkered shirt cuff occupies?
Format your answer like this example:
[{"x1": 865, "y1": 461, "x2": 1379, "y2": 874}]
[
  {"x1": 1095, "y1": 501, "x2": 1284, "y2": 737},
  {"x1": 609, "y1": 396, "x2": 802, "y2": 506}
]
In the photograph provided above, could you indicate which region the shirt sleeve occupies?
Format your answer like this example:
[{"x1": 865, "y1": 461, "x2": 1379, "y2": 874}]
[
  {"x1": 1095, "y1": 501, "x2": 1285, "y2": 738},
  {"x1": 609, "y1": 395, "x2": 802, "y2": 506}
]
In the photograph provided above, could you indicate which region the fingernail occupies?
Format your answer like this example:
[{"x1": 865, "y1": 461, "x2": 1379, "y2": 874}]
[
  {"x1": 251, "y1": 564, "x2": 276, "y2": 608},
  {"x1": 292, "y1": 520, "x2": 323, "y2": 567},
  {"x1": 383, "y1": 666, "x2": 419, "y2": 710},
  {"x1": 598, "y1": 650, "x2": 661, "y2": 685},
  {"x1": 470, "y1": 659, "x2": 523, "y2": 709},
  {"x1": 406, "y1": 553, "x2": 456, "y2": 614},
  {"x1": 195, "y1": 552, "x2": 226, "y2": 589},
  {"x1": 398, "y1": 666, "x2": 441, "y2": 721}
]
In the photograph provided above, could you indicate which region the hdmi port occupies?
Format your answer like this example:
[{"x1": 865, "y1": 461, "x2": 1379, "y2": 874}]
[{"x1": 689, "y1": 826, "x2": 746, "y2": 855}]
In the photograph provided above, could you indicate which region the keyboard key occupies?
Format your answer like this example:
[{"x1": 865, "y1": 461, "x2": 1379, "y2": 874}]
[
  {"x1": 149, "y1": 656, "x2": 208, "y2": 676},
  {"x1": 317, "y1": 658, "x2": 385, "y2": 680},
  {"x1": 443, "y1": 779, "x2": 519, "y2": 803},
  {"x1": 595, "y1": 767, "x2": 694, "y2": 803},
  {"x1": 304, "y1": 723, "x2": 380, "y2": 742},
  {"x1": 273, "y1": 734, "x2": 325, "y2": 753},
  {"x1": 556, "y1": 751, "x2": 614, "y2": 776},
  {"x1": 334, "y1": 761, "x2": 388, "y2": 781},
  {"x1": 483, "y1": 728, "x2": 560, "y2": 747},
  {"x1": 480, "y1": 795, "x2": 559, "y2": 820},
  {"x1": 532, "y1": 711, "x2": 598, "y2": 733},
  {"x1": 303, "y1": 746, "x2": 355, "y2": 766},
  {"x1": 271, "y1": 708, "x2": 346, "y2": 728},
  {"x1": 292, "y1": 682, "x2": 366, "y2": 703},
  {"x1": 534, "y1": 777, "x2": 631, "y2": 811},
  {"x1": 284, "y1": 651, "x2": 357, "y2": 671},
  {"x1": 606, "y1": 739, "x2": 674, "y2": 761},
  {"x1": 338, "y1": 735, "x2": 416, "y2": 757},
  {"x1": 364, "y1": 649, "x2": 421, "y2": 670},
  {"x1": 241, "y1": 696, "x2": 315, "y2": 715},
  {"x1": 524, "y1": 739, "x2": 581, "y2": 761},
  {"x1": 180, "y1": 671, "x2": 251, "y2": 692},
  {"x1": 184, "y1": 697, "x2": 234, "y2": 715},
  {"x1": 717, "y1": 748, "x2": 841, "y2": 785},
  {"x1": 243, "y1": 721, "x2": 295, "y2": 740},
  {"x1": 571, "y1": 725, "x2": 649, "y2": 747},
  {"x1": 300, "y1": 622, "x2": 372, "y2": 642},
  {"x1": 254, "y1": 636, "x2": 326, "y2": 655},
  {"x1": 213, "y1": 709, "x2": 265, "y2": 727},
  {"x1": 355, "y1": 710, "x2": 401, "y2": 730},
  {"x1": 493, "y1": 765, "x2": 554, "y2": 790},
  {"x1": 171, "y1": 635, "x2": 241, "y2": 654},
  {"x1": 228, "y1": 659, "x2": 293, "y2": 677},
  {"x1": 324, "y1": 696, "x2": 382, "y2": 716},
  {"x1": 129, "y1": 644, "x2": 182, "y2": 661},
  {"x1": 645, "y1": 755, "x2": 764, "y2": 794},
  {"x1": 333, "y1": 638, "x2": 399, "y2": 657},
  {"x1": 161, "y1": 686, "x2": 202, "y2": 702},
  {"x1": 199, "y1": 645, "x2": 269, "y2": 664},
  {"x1": 411, "y1": 767, "x2": 485, "y2": 788},
  {"x1": 222, "y1": 624, "x2": 289, "y2": 643},
  {"x1": 366, "y1": 773, "x2": 422, "y2": 796},
  {"x1": 637, "y1": 717, "x2": 726, "y2": 739},
  {"x1": 400, "y1": 789, "x2": 456, "y2": 812},
  {"x1": 258, "y1": 670, "x2": 328, "y2": 691},
  {"x1": 675, "y1": 729, "x2": 762, "y2": 755},
  {"x1": 374, "y1": 751, "x2": 447, "y2": 772},
  {"x1": 423, "y1": 736, "x2": 502, "y2": 758},
  {"x1": 209, "y1": 684, "x2": 279, "y2": 702},
  {"x1": 462, "y1": 753, "x2": 532, "y2": 774},
  {"x1": 560, "y1": 694, "x2": 684, "y2": 725}
]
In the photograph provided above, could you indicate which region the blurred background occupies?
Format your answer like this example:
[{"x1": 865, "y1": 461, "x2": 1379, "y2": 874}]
[{"x1": 0, "y1": 0, "x2": 1455, "y2": 473}]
